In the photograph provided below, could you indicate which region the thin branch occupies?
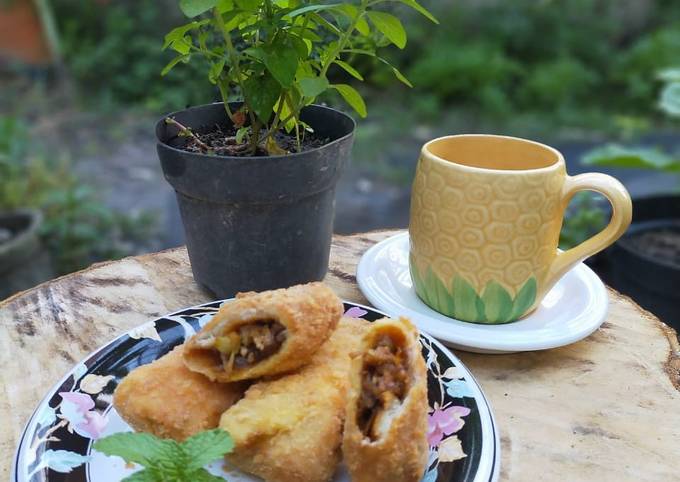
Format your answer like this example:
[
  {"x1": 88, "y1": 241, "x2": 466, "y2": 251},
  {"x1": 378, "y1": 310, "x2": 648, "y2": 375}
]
[{"x1": 165, "y1": 117, "x2": 212, "y2": 152}]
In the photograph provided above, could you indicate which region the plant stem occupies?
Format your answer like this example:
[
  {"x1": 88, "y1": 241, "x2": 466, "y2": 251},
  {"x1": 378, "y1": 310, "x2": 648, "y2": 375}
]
[
  {"x1": 295, "y1": 122, "x2": 301, "y2": 152},
  {"x1": 319, "y1": 5, "x2": 365, "y2": 78},
  {"x1": 217, "y1": 79, "x2": 234, "y2": 120},
  {"x1": 213, "y1": 7, "x2": 257, "y2": 128},
  {"x1": 165, "y1": 117, "x2": 211, "y2": 152},
  {"x1": 279, "y1": 3, "x2": 363, "y2": 139},
  {"x1": 249, "y1": 120, "x2": 262, "y2": 155}
]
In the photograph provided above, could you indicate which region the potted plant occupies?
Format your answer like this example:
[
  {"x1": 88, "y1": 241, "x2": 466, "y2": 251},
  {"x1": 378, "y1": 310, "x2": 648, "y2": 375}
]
[
  {"x1": 156, "y1": 0, "x2": 437, "y2": 297},
  {"x1": 580, "y1": 68, "x2": 680, "y2": 329}
]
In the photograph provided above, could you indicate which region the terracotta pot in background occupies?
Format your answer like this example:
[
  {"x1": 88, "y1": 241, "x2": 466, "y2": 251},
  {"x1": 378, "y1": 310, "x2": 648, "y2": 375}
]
[{"x1": 0, "y1": 0, "x2": 52, "y2": 65}]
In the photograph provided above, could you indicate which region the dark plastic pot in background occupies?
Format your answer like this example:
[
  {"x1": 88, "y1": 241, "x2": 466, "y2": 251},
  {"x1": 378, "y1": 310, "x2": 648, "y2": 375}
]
[
  {"x1": 0, "y1": 209, "x2": 53, "y2": 300},
  {"x1": 156, "y1": 102, "x2": 355, "y2": 298},
  {"x1": 604, "y1": 194, "x2": 680, "y2": 331}
]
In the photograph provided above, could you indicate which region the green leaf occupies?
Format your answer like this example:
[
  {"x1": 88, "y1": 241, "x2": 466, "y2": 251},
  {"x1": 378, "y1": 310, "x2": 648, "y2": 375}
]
[
  {"x1": 310, "y1": 12, "x2": 342, "y2": 35},
  {"x1": 356, "y1": 17, "x2": 370, "y2": 35},
  {"x1": 290, "y1": 34, "x2": 309, "y2": 57},
  {"x1": 395, "y1": 0, "x2": 438, "y2": 23},
  {"x1": 342, "y1": 48, "x2": 376, "y2": 57},
  {"x1": 161, "y1": 54, "x2": 191, "y2": 76},
  {"x1": 481, "y1": 281, "x2": 513, "y2": 323},
  {"x1": 452, "y1": 276, "x2": 482, "y2": 322},
  {"x1": 299, "y1": 75, "x2": 330, "y2": 97},
  {"x1": 391, "y1": 66, "x2": 412, "y2": 87},
  {"x1": 410, "y1": 261, "x2": 434, "y2": 307},
  {"x1": 244, "y1": 73, "x2": 281, "y2": 121},
  {"x1": 292, "y1": 26, "x2": 322, "y2": 42},
  {"x1": 122, "y1": 469, "x2": 160, "y2": 482},
  {"x1": 217, "y1": 0, "x2": 234, "y2": 13},
  {"x1": 236, "y1": 126, "x2": 249, "y2": 144},
  {"x1": 332, "y1": 4, "x2": 369, "y2": 34},
  {"x1": 511, "y1": 277, "x2": 537, "y2": 320},
  {"x1": 332, "y1": 84, "x2": 367, "y2": 117},
  {"x1": 179, "y1": 0, "x2": 219, "y2": 18},
  {"x1": 168, "y1": 36, "x2": 192, "y2": 55},
  {"x1": 425, "y1": 267, "x2": 455, "y2": 317},
  {"x1": 366, "y1": 11, "x2": 407, "y2": 49},
  {"x1": 288, "y1": 3, "x2": 339, "y2": 18},
  {"x1": 222, "y1": 11, "x2": 248, "y2": 31},
  {"x1": 376, "y1": 57, "x2": 412, "y2": 87},
  {"x1": 660, "y1": 82, "x2": 680, "y2": 118},
  {"x1": 264, "y1": 38, "x2": 299, "y2": 88},
  {"x1": 163, "y1": 21, "x2": 207, "y2": 49},
  {"x1": 244, "y1": 46, "x2": 265, "y2": 61},
  {"x1": 93, "y1": 433, "x2": 179, "y2": 467},
  {"x1": 274, "y1": 96, "x2": 296, "y2": 132},
  {"x1": 334, "y1": 60, "x2": 364, "y2": 81},
  {"x1": 183, "y1": 429, "x2": 234, "y2": 472},
  {"x1": 582, "y1": 144, "x2": 680, "y2": 171},
  {"x1": 234, "y1": 0, "x2": 260, "y2": 10},
  {"x1": 208, "y1": 59, "x2": 226, "y2": 84},
  {"x1": 189, "y1": 468, "x2": 230, "y2": 482}
]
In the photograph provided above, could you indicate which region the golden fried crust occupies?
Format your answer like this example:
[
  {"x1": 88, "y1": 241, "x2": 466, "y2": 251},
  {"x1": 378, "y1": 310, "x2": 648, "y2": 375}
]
[
  {"x1": 220, "y1": 317, "x2": 370, "y2": 482},
  {"x1": 183, "y1": 282, "x2": 343, "y2": 382},
  {"x1": 113, "y1": 345, "x2": 246, "y2": 441},
  {"x1": 342, "y1": 317, "x2": 429, "y2": 482}
]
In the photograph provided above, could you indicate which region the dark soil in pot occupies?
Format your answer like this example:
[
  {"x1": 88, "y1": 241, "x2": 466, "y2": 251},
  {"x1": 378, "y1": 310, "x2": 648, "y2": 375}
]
[
  {"x1": 604, "y1": 195, "x2": 680, "y2": 330},
  {"x1": 625, "y1": 223, "x2": 680, "y2": 267},
  {"x1": 157, "y1": 102, "x2": 355, "y2": 298},
  {"x1": 177, "y1": 122, "x2": 328, "y2": 156},
  {"x1": 0, "y1": 209, "x2": 54, "y2": 300}
]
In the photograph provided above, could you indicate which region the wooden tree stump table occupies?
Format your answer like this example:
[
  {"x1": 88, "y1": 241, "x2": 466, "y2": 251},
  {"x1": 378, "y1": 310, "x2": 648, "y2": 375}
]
[{"x1": 1, "y1": 230, "x2": 679, "y2": 481}]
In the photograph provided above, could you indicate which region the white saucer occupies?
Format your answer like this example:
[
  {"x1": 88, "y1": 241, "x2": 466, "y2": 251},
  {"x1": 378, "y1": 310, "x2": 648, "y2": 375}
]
[{"x1": 357, "y1": 232, "x2": 609, "y2": 354}]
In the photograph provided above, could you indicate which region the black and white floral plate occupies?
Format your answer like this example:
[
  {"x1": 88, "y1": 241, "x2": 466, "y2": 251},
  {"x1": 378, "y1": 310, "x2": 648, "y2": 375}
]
[{"x1": 13, "y1": 301, "x2": 500, "y2": 482}]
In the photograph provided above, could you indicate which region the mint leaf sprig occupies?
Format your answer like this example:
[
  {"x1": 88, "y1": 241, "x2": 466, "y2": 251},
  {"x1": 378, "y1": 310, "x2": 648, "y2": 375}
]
[{"x1": 93, "y1": 429, "x2": 234, "y2": 482}]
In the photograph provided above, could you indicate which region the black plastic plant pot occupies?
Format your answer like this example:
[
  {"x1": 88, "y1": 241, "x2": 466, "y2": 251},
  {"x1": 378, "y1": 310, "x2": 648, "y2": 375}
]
[
  {"x1": 156, "y1": 102, "x2": 355, "y2": 298},
  {"x1": 605, "y1": 194, "x2": 680, "y2": 330},
  {"x1": 0, "y1": 209, "x2": 53, "y2": 300}
]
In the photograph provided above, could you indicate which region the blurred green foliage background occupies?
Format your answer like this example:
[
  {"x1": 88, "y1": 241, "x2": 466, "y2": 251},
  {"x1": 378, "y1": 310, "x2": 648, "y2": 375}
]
[{"x1": 52, "y1": 0, "x2": 680, "y2": 127}]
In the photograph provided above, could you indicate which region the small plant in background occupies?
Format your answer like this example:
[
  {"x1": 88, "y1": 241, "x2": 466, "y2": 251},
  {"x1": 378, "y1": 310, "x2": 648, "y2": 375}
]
[
  {"x1": 0, "y1": 116, "x2": 157, "y2": 275},
  {"x1": 583, "y1": 68, "x2": 680, "y2": 175},
  {"x1": 161, "y1": 0, "x2": 437, "y2": 156}
]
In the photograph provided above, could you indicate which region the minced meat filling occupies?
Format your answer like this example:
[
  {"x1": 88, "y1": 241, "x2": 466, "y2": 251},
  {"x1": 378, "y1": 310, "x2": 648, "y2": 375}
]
[
  {"x1": 214, "y1": 320, "x2": 286, "y2": 372},
  {"x1": 357, "y1": 334, "x2": 409, "y2": 440}
]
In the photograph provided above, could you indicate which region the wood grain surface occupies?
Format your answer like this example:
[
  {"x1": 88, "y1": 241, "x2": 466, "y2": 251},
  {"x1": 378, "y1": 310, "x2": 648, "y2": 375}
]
[{"x1": 1, "y1": 230, "x2": 678, "y2": 481}]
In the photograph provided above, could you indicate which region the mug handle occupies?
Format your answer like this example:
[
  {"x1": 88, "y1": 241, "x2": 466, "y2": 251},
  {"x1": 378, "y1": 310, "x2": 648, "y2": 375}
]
[{"x1": 545, "y1": 173, "x2": 632, "y2": 292}]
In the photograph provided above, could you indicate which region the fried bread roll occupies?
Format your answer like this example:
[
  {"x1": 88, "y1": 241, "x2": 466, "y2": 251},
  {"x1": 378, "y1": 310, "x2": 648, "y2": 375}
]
[
  {"x1": 219, "y1": 316, "x2": 369, "y2": 482},
  {"x1": 184, "y1": 282, "x2": 343, "y2": 382},
  {"x1": 113, "y1": 345, "x2": 246, "y2": 441},
  {"x1": 342, "y1": 317, "x2": 429, "y2": 482}
]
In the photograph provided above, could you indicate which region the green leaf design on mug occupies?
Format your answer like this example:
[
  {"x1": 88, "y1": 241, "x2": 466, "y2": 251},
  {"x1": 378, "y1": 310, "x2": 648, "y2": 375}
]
[
  {"x1": 482, "y1": 281, "x2": 513, "y2": 322},
  {"x1": 426, "y1": 267, "x2": 455, "y2": 316},
  {"x1": 410, "y1": 259, "x2": 538, "y2": 323},
  {"x1": 510, "y1": 277, "x2": 537, "y2": 320},
  {"x1": 452, "y1": 276, "x2": 482, "y2": 322}
]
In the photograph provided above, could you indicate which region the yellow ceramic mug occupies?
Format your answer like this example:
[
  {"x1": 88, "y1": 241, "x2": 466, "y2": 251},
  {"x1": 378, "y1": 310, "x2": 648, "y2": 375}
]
[{"x1": 409, "y1": 134, "x2": 632, "y2": 324}]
